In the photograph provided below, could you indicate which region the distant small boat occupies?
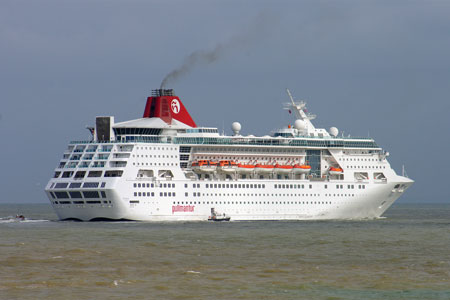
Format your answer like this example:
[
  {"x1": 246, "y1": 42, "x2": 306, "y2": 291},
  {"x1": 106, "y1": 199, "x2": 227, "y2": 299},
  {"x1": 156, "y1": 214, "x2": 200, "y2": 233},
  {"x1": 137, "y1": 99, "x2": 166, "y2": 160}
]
[
  {"x1": 15, "y1": 215, "x2": 25, "y2": 221},
  {"x1": 208, "y1": 215, "x2": 231, "y2": 222},
  {"x1": 208, "y1": 208, "x2": 230, "y2": 221}
]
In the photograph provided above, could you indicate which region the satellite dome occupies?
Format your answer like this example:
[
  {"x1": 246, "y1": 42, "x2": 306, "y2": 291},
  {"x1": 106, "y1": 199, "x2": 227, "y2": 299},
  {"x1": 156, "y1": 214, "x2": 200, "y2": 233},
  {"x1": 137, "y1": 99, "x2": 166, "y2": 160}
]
[
  {"x1": 294, "y1": 119, "x2": 306, "y2": 130},
  {"x1": 329, "y1": 127, "x2": 339, "y2": 137},
  {"x1": 231, "y1": 122, "x2": 241, "y2": 135}
]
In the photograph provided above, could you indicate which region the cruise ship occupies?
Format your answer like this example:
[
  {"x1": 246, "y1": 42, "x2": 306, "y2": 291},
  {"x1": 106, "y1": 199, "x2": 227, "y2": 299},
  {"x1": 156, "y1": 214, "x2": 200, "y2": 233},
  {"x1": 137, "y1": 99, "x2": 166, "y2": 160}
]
[{"x1": 45, "y1": 89, "x2": 413, "y2": 221}]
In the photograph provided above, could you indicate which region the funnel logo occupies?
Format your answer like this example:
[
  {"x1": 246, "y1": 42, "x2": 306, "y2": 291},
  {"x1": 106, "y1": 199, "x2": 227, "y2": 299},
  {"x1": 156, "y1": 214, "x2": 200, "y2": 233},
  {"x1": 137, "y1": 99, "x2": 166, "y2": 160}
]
[{"x1": 171, "y1": 99, "x2": 180, "y2": 114}]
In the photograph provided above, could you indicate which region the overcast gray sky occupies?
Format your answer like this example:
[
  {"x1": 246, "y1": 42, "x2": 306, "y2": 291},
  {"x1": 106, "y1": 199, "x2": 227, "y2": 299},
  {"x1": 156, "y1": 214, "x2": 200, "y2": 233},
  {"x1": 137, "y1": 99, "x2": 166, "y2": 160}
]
[{"x1": 1, "y1": 0, "x2": 449, "y2": 204}]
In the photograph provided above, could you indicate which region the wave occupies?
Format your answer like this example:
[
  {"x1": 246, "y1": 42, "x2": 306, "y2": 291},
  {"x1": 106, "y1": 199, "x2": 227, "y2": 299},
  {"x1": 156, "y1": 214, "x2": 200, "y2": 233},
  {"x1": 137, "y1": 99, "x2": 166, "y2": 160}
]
[{"x1": 0, "y1": 216, "x2": 51, "y2": 224}]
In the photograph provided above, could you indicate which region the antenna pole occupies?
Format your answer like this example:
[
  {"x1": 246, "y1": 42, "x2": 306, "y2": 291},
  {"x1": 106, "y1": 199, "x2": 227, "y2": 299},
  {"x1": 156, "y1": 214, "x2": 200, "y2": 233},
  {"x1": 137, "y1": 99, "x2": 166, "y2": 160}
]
[{"x1": 286, "y1": 88, "x2": 295, "y2": 106}]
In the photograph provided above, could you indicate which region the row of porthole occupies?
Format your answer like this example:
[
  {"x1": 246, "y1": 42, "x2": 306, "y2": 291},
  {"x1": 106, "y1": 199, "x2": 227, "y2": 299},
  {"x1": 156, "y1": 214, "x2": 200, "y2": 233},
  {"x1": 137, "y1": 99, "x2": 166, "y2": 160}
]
[
  {"x1": 132, "y1": 162, "x2": 178, "y2": 166},
  {"x1": 342, "y1": 157, "x2": 382, "y2": 162},
  {"x1": 196, "y1": 156, "x2": 301, "y2": 161},
  {"x1": 347, "y1": 165, "x2": 386, "y2": 169},
  {"x1": 189, "y1": 193, "x2": 355, "y2": 198},
  {"x1": 133, "y1": 192, "x2": 177, "y2": 197},
  {"x1": 173, "y1": 200, "x2": 333, "y2": 205},
  {"x1": 133, "y1": 183, "x2": 175, "y2": 188},
  {"x1": 133, "y1": 192, "x2": 361, "y2": 198},
  {"x1": 132, "y1": 182, "x2": 364, "y2": 191},
  {"x1": 133, "y1": 154, "x2": 178, "y2": 158},
  {"x1": 136, "y1": 146, "x2": 177, "y2": 151}
]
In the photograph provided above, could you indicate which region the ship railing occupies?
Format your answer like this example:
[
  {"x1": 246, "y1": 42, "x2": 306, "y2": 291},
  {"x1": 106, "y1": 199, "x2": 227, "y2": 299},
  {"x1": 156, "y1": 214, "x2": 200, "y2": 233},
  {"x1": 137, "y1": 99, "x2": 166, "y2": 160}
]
[
  {"x1": 69, "y1": 135, "x2": 379, "y2": 149},
  {"x1": 172, "y1": 137, "x2": 379, "y2": 149}
]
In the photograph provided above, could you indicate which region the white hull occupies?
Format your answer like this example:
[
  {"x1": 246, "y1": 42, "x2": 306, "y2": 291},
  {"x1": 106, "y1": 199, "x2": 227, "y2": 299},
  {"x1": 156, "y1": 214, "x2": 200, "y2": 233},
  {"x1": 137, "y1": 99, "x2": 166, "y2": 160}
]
[{"x1": 49, "y1": 176, "x2": 413, "y2": 222}]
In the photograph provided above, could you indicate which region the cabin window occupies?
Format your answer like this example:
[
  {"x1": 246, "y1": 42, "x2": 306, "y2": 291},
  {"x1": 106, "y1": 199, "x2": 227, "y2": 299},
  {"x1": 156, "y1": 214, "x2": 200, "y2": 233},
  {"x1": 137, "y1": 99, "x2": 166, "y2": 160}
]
[
  {"x1": 54, "y1": 192, "x2": 69, "y2": 199},
  {"x1": 55, "y1": 183, "x2": 68, "y2": 189},
  {"x1": 88, "y1": 171, "x2": 102, "y2": 177},
  {"x1": 83, "y1": 191, "x2": 99, "y2": 198},
  {"x1": 62, "y1": 171, "x2": 73, "y2": 178},
  {"x1": 69, "y1": 191, "x2": 82, "y2": 199},
  {"x1": 83, "y1": 182, "x2": 99, "y2": 188}
]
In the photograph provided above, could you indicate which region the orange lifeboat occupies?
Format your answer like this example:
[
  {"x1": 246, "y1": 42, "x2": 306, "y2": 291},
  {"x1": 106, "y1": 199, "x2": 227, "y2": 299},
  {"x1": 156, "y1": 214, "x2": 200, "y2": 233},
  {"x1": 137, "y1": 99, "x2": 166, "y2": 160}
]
[
  {"x1": 329, "y1": 167, "x2": 343, "y2": 175},
  {"x1": 254, "y1": 164, "x2": 275, "y2": 174},
  {"x1": 293, "y1": 164, "x2": 311, "y2": 174},
  {"x1": 237, "y1": 163, "x2": 255, "y2": 174},
  {"x1": 192, "y1": 160, "x2": 217, "y2": 173},
  {"x1": 274, "y1": 164, "x2": 293, "y2": 174},
  {"x1": 217, "y1": 160, "x2": 238, "y2": 173}
]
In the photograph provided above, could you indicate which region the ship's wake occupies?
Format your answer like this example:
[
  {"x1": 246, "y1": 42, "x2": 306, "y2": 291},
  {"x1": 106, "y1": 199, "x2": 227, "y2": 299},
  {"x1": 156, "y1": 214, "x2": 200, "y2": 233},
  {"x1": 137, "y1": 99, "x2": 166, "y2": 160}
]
[{"x1": 0, "y1": 216, "x2": 50, "y2": 224}]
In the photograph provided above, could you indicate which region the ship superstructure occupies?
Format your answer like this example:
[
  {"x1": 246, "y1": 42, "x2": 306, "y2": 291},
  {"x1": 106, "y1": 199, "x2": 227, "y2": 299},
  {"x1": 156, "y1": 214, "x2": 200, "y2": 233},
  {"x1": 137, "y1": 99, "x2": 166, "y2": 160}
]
[{"x1": 45, "y1": 89, "x2": 413, "y2": 221}]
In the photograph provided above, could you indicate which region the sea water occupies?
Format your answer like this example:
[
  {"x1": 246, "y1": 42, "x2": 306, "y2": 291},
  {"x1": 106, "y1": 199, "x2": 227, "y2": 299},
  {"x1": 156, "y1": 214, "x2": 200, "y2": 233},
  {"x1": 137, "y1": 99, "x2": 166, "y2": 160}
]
[{"x1": 0, "y1": 203, "x2": 449, "y2": 299}]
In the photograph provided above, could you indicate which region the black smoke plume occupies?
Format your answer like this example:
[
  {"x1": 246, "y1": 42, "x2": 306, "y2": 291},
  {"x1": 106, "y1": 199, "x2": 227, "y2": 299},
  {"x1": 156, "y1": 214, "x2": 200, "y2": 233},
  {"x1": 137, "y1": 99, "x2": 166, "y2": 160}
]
[
  {"x1": 160, "y1": 13, "x2": 273, "y2": 89},
  {"x1": 160, "y1": 44, "x2": 225, "y2": 89}
]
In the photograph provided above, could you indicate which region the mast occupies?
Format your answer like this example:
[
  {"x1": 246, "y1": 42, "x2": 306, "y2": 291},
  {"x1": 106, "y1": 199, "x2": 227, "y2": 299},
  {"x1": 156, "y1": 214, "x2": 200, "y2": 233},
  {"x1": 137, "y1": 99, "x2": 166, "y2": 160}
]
[{"x1": 284, "y1": 89, "x2": 317, "y2": 134}]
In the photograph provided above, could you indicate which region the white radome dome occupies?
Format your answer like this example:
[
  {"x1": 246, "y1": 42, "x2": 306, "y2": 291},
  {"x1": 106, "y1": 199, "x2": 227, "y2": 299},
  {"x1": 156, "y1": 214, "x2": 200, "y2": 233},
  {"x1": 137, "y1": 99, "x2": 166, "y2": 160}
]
[
  {"x1": 231, "y1": 122, "x2": 241, "y2": 135},
  {"x1": 329, "y1": 127, "x2": 339, "y2": 137},
  {"x1": 294, "y1": 119, "x2": 306, "y2": 130}
]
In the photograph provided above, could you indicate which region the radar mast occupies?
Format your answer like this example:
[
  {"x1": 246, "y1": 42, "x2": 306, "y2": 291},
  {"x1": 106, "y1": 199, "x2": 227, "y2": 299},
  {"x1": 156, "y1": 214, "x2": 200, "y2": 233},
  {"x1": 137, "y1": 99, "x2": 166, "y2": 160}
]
[{"x1": 284, "y1": 89, "x2": 317, "y2": 134}]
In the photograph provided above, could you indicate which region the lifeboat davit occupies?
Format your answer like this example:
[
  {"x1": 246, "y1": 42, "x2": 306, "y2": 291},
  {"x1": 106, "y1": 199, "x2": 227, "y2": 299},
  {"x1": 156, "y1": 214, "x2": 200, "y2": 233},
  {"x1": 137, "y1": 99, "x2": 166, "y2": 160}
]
[
  {"x1": 237, "y1": 163, "x2": 255, "y2": 174},
  {"x1": 329, "y1": 167, "x2": 343, "y2": 175},
  {"x1": 217, "y1": 160, "x2": 238, "y2": 173},
  {"x1": 254, "y1": 164, "x2": 275, "y2": 173},
  {"x1": 293, "y1": 164, "x2": 311, "y2": 174},
  {"x1": 274, "y1": 164, "x2": 293, "y2": 174}
]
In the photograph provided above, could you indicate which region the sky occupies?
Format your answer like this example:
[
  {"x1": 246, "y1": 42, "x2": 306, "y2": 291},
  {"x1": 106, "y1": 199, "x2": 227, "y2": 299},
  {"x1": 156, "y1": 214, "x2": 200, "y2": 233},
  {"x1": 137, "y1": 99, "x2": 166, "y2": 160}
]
[{"x1": 1, "y1": 0, "x2": 449, "y2": 204}]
